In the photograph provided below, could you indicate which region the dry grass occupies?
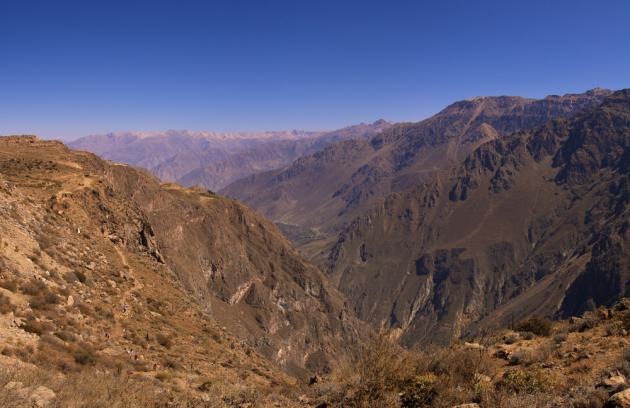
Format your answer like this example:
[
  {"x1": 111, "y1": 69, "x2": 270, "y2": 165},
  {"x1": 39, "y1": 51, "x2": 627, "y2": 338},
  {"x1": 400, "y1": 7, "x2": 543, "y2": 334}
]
[{"x1": 311, "y1": 303, "x2": 630, "y2": 408}]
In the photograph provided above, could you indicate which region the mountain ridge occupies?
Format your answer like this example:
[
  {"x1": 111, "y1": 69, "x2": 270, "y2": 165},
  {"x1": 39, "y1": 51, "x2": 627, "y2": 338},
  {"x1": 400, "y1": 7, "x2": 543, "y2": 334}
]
[
  {"x1": 326, "y1": 89, "x2": 630, "y2": 345},
  {"x1": 222, "y1": 89, "x2": 611, "y2": 264}
]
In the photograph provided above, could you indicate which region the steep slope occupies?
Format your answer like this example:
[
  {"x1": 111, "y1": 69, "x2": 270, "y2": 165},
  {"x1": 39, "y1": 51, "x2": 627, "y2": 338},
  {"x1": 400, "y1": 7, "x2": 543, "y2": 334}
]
[
  {"x1": 222, "y1": 89, "x2": 610, "y2": 262},
  {"x1": 0, "y1": 138, "x2": 302, "y2": 406},
  {"x1": 0, "y1": 136, "x2": 363, "y2": 384},
  {"x1": 326, "y1": 89, "x2": 630, "y2": 346}
]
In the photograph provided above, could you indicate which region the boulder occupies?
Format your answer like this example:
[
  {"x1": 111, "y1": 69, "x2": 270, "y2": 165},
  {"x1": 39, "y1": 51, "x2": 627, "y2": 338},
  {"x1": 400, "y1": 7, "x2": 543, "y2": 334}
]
[
  {"x1": 607, "y1": 389, "x2": 630, "y2": 407},
  {"x1": 598, "y1": 375, "x2": 627, "y2": 395},
  {"x1": 29, "y1": 386, "x2": 56, "y2": 407}
]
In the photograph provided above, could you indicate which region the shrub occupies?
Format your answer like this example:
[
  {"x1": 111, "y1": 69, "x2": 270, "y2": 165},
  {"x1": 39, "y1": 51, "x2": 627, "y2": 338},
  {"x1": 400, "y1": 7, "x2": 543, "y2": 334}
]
[
  {"x1": 520, "y1": 331, "x2": 535, "y2": 341},
  {"x1": 155, "y1": 371, "x2": 172, "y2": 382},
  {"x1": 20, "y1": 278, "x2": 47, "y2": 296},
  {"x1": 504, "y1": 332, "x2": 520, "y2": 344},
  {"x1": 515, "y1": 317, "x2": 552, "y2": 337},
  {"x1": 55, "y1": 331, "x2": 76, "y2": 343},
  {"x1": 20, "y1": 320, "x2": 45, "y2": 335},
  {"x1": 155, "y1": 333, "x2": 172, "y2": 349},
  {"x1": 30, "y1": 292, "x2": 61, "y2": 310},
  {"x1": 73, "y1": 345, "x2": 96, "y2": 365},
  {"x1": 0, "y1": 293, "x2": 14, "y2": 314},
  {"x1": 64, "y1": 271, "x2": 87, "y2": 284},
  {"x1": 400, "y1": 373, "x2": 438, "y2": 407},
  {"x1": 569, "y1": 318, "x2": 597, "y2": 333},
  {"x1": 75, "y1": 271, "x2": 87, "y2": 283},
  {"x1": 498, "y1": 369, "x2": 551, "y2": 394},
  {"x1": 553, "y1": 332, "x2": 568, "y2": 343},
  {"x1": 0, "y1": 278, "x2": 18, "y2": 292},
  {"x1": 330, "y1": 332, "x2": 413, "y2": 406}
]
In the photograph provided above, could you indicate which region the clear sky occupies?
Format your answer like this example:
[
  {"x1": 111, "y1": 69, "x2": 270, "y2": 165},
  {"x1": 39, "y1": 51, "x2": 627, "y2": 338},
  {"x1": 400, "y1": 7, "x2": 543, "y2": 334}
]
[{"x1": 1, "y1": 0, "x2": 628, "y2": 141}]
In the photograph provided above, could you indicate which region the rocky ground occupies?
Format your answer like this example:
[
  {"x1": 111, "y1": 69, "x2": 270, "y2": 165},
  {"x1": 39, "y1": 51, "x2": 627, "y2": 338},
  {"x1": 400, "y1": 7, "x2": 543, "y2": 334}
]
[
  {"x1": 303, "y1": 300, "x2": 630, "y2": 407},
  {"x1": 2, "y1": 135, "x2": 630, "y2": 408}
]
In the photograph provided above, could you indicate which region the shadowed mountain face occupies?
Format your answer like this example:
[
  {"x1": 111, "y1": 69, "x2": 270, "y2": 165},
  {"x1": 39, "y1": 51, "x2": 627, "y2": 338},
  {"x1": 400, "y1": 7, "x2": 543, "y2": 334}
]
[
  {"x1": 0, "y1": 136, "x2": 363, "y2": 377},
  {"x1": 326, "y1": 89, "x2": 630, "y2": 346},
  {"x1": 69, "y1": 121, "x2": 390, "y2": 191},
  {"x1": 222, "y1": 89, "x2": 611, "y2": 263}
]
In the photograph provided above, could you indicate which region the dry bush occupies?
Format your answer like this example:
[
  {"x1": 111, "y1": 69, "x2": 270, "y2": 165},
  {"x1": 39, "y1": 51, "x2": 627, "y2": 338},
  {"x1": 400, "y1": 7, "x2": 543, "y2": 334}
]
[
  {"x1": 0, "y1": 278, "x2": 18, "y2": 292},
  {"x1": 20, "y1": 319, "x2": 46, "y2": 335},
  {"x1": 72, "y1": 344, "x2": 97, "y2": 366},
  {"x1": 0, "y1": 292, "x2": 15, "y2": 314},
  {"x1": 63, "y1": 271, "x2": 87, "y2": 285},
  {"x1": 0, "y1": 364, "x2": 211, "y2": 408},
  {"x1": 569, "y1": 317, "x2": 598, "y2": 333},
  {"x1": 324, "y1": 333, "x2": 502, "y2": 407},
  {"x1": 509, "y1": 344, "x2": 553, "y2": 367},
  {"x1": 156, "y1": 333, "x2": 172, "y2": 349},
  {"x1": 327, "y1": 331, "x2": 414, "y2": 407},
  {"x1": 515, "y1": 317, "x2": 553, "y2": 337},
  {"x1": 503, "y1": 332, "x2": 520, "y2": 344},
  {"x1": 554, "y1": 331, "x2": 569, "y2": 343},
  {"x1": 497, "y1": 368, "x2": 552, "y2": 394},
  {"x1": 30, "y1": 291, "x2": 61, "y2": 310},
  {"x1": 20, "y1": 278, "x2": 47, "y2": 296}
]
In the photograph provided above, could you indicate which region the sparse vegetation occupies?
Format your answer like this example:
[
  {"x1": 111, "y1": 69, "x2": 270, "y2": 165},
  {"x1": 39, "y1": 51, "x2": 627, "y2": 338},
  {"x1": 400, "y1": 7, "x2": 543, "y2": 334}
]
[
  {"x1": 0, "y1": 292, "x2": 15, "y2": 314},
  {"x1": 514, "y1": 317, "x2": 553, "y2": 337},
  {"x1": 0, "y1": 278, "x2": 18, "y2": 292},
  {"x1": 155, "y1": 332, "x2": 172, "y2": 349},
  {"x1": 72, "y1": 344, "x2": 97, "y2": 365}
]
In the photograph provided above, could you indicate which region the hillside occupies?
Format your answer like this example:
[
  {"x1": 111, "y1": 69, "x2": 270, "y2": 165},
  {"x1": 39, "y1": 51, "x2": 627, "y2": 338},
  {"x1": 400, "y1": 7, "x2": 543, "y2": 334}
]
[
  {"x1": 307, "y1": 300, "x2": 630, "y2": 407},
  {"x1": 325, "y1": 89, "x2": 630, "y2": 347},
  {"x1": 0, "y1": 136, "x2": 365, "y2": 405},
  {"x1": 222, "y1": 89, "x2": 611, "y2": 263}
]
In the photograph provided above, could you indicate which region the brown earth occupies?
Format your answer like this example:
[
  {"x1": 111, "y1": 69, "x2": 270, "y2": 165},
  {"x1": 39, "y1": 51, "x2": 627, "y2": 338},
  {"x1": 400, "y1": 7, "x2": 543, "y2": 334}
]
[
  {"x1": 326, "y1": 89, "x2": 630, "y2": 347},
  {"x1": 222, "y1": 89, "x2": 610, "y2": 266},
  {"x1": 0, "y1": 135, "x2": 366, "y2": 406}
]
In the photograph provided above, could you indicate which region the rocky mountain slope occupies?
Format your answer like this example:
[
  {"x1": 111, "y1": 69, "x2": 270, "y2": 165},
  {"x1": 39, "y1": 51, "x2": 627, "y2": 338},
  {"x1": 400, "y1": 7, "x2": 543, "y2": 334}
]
[
  {"x1": 309, "y1": 300, "x2": 630, "y2": 408},
  {"x1": 0, "y1": 135, "x2": 363, "y2": 398},
  {"x1": 326, "y1": 89, "x2": 630, "y2": 347},
  {"x1": 69, "y1": 121, "x2": 390, "y2": 191},
  {"x1": 222, "y1": 89, "x2": 611, "y2": 262}
]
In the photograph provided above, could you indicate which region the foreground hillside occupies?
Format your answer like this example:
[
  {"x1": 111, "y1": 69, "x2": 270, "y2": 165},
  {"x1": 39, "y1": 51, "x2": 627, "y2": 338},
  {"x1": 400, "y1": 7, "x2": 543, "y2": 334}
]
[
  {"x1": 308, "y1": 300, "x2": 630, "y2": 408},
  {"x1": 327, "y1": 89, "x2": 630, "y2": 346},
  {"x1": 0, "y1": 135, "x2": 365, "y2": 406}
]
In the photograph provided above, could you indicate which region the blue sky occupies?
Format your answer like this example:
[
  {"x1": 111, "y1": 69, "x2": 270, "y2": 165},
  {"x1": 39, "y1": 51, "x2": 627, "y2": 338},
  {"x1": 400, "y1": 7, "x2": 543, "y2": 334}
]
[{"x1": 1, "y1": 0, "x2": 628, "y2": 141}]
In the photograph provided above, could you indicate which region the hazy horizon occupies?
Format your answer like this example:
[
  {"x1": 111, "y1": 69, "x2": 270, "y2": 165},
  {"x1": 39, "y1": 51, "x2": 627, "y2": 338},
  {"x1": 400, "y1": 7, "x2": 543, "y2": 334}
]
[{"x1": 2, "y1": 0, "x2": 629, "y2": 140}]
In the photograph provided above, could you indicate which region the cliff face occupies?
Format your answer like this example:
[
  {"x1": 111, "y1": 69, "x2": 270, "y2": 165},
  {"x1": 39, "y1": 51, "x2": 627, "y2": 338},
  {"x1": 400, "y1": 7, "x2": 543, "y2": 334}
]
[
  {"x1": 0, "y1": 136, "x2": 363, "y2": 380},
  {"x1": 326, "y1": 90, "x2": 630, "y2": 345},
  {"x1": 222, "y1": 90, "x2": 611, "y2": 263}
]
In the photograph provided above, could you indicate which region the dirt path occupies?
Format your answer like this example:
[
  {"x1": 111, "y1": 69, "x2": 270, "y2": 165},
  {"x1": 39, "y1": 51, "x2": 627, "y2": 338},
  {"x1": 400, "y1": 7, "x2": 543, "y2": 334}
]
[{"x1": 110, "y1": 245, "x2": 144, "y2": 340}]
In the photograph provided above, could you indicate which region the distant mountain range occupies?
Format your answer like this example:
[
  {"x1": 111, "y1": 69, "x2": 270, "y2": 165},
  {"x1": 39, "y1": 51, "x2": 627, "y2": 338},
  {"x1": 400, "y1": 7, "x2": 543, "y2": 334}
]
[{"x1": 69, "y1": 121, "x2": 391, "y2": 191}]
